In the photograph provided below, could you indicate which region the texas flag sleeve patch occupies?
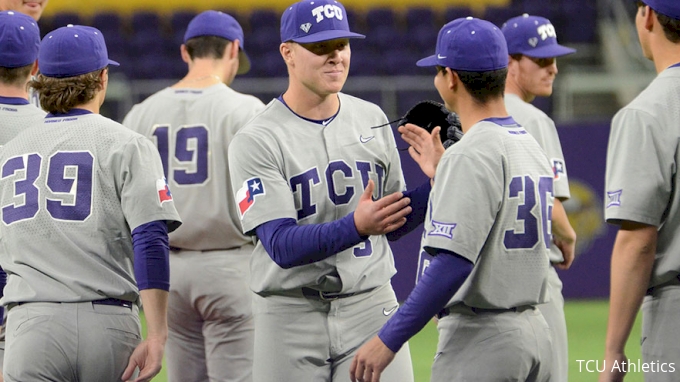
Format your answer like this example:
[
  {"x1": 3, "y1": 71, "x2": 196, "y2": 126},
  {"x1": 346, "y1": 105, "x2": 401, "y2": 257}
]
[
  {"x1": 236, "y1": 177, "x2": 265, "y2": 219},
  {"x1": 157, "y1": 178, "x2": 173, "y2": 205}
]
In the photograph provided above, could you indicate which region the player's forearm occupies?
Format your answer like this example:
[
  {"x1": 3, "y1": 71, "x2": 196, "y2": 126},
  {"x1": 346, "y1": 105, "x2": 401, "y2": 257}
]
[
  {"x1": 378, "y1": 250, "x2": 472, "y2": 352},
  {"x1": 604, "y1": 223, "x2": 657, "y2": 354},
  {"x1": 139, "y1": 289, "x2": 169, "y2": 341},
  {"x1": 551, "y1": 199, "x2": 576, "y2": 246},
  {"x1": 256, "y1": 216, "x2": 364, "y2": 269}
]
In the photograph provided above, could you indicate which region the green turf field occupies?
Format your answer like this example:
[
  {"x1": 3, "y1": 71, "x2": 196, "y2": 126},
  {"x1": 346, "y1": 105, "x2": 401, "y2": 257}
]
[{"x1": 143, "y1": 299, "x2": 644, "y2": 381}]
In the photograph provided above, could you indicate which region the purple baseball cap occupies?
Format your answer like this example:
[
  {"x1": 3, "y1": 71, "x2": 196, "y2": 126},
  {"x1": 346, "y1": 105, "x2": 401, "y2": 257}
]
[
  {"x1": 184, "y1": 10, "x2": 251, "y2": 75},
  {"x1": 281, "y1": 0, "x2": 365, "y2": 43},
  {"x1": 417, "y1": 17, "x2": 508, "y2": 72},
  {"x1": 39, "y1": 25, "x2": 119, "y2": 78},
  {"x1": 641, "y1": 0, "x2": 680, "y2": 20},
  {"x1": 0, "y1": 11, "x2": 40, "y2": 68},
  {"x1": 502, "y1": 14, "x2": 576, "y2": 58}
]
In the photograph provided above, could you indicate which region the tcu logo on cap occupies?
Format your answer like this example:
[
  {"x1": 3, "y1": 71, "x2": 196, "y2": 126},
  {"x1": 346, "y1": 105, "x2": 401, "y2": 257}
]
[
  {"x1": 536, "y1": 23, "x2": 557, "y2": 40},
  {"x1": 311, "y1": 4, "x2": 344, "y2": 23}
]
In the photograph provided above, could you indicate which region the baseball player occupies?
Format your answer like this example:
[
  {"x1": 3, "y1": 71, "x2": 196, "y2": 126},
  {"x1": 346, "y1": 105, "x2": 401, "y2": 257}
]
[
  {"x1": 351, "y1": 17, "x2": 554, "y2": 382},
  {"x1": 123, "y1": 10, "x2": 264, "y2": 382},
  {"x1": 227, "y1": 0, "x2": 435, "y2": 381},
  {"x1": 0, "y1": 10, "x2": 43, "y2": 380},
  {"x1": 501, "y1": 14, "x2": 577, "y2": 382},
  {"x1": 0, "y1": 25, "x2": 181, "y2": 382},
  {"x1": 601, "y1": 1, "x2": 680, "y2": 381}
]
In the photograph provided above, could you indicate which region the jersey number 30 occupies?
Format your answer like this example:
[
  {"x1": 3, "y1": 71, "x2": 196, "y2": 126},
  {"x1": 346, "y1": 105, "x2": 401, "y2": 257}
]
[
  {"x1": 153, "y1": 124, "x2": 209, "y2": 185},
  {"x1": 504, "y1": 175, "x2": 553, "y2": 249},
  {"x1": 2, "y1": 152, "x2": 93, "y2": 224}
]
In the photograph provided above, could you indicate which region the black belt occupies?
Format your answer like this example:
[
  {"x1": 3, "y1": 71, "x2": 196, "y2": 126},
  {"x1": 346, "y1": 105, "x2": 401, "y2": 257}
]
[
  {"x1": 301, "y1": 287, "x2": 376, "y2": 301},
  {"x1": 92, "y1": 298, "x2": 133, "y2": 309},
  {"x1": 437, "y1": 305, "x2": 519, "y2": 319},
  {"x1": 646, "y1": 274, "x2": 680, "y2": 296},
  {"x1": 7, "y1": 298, "x2": 133, "y2": 312}
]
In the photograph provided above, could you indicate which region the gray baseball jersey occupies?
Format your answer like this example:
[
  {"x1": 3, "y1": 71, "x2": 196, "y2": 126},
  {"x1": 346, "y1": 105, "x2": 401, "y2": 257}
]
[
  {"x1": 605, "y1": 66, "x2": 680, "y2": 288},
  {"x1": 123, "y1": 83, "x2": 265, "y2": 251},
  {"x1": 605, "y1": 65, "x2": 680, "y2": 382},
  {"x1": 0, "y1": 101, "x2": 45, "y2": 145},
  {"x1": 228, "y1": 93, "x2": 406, "y2": 295},
  {"x1": 123, "y1": 83, "x2": 264, "y2": 382},
  {"x1": 506, "y1": 93, "x2": 571, "y2": 381},
  {"x1": 422, "y1": 118, "x2": 552, "y2": 309},
  {"x1": 0, "y1": 113, "x2": 182, "y2": 305}
]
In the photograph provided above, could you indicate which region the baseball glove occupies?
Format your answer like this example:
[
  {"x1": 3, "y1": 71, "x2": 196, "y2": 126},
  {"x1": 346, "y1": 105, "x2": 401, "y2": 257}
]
[{"x1": 373, "y1": 100, "x2": 463, "y2": 149}]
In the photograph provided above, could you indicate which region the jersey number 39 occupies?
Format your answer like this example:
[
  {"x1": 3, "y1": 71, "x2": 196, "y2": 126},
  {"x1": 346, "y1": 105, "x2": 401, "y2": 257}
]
[{"x1": 2, "y1": 152, "x2": 93, "y2": 224}]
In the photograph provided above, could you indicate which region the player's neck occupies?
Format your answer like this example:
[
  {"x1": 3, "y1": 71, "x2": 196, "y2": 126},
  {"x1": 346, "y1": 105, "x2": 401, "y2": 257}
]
[
  {"x1": 174, "y1": 59, "x2": 231, "y2": 88},
  {"x1": 0, "y1": 82, "x2": 30, "y2": 100},
  {"x1": 504, "y1": 79, "x2": 535, "y2": 103},
  {"x1": 651, "y1": 42, "x2": 680, "y2": 74},
  {"x1": 457, "y1": 97, "x2": 509, "y2": 134},
  {"x1": 282, "y1": 87, "x2": 340, "y2": 120}
]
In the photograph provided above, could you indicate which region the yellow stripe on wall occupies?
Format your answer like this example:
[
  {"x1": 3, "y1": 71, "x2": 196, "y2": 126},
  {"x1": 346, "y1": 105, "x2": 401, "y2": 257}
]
[{"x1": 43, "y1": 0, "x2": 510, "y2": 17}]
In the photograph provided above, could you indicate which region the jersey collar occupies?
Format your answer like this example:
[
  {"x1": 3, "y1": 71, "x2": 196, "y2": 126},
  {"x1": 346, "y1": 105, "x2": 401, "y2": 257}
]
[
  {"x1": 277, "y1": 94, "x2": 340, "y2": 126},
  {"x1": 0, "y1": 96, "x2": 30, "y2": 105},
  {"x1": 46, "y1": 108, "x2": 93, "y2": 118}
]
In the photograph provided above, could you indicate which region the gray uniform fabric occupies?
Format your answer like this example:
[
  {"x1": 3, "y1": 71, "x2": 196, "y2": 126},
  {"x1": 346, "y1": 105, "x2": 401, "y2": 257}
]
[
  {"x1": 506, "y1": 93, "x2": 569, "y2": 381},
  {"x1": 0, "y1": 100, "x2": 45, "y2": 374},
  {"x1": 0, "y1": 102, "x2": 45, "y2": 146},
  {"x1": 0, "y1": 113, "x2": 181, "y2": 381},
  {"x1": 228, "y1": 93, "x2": 413, "y2": 382},
  {"x1": 124, "y1": 83, "x2": 264, "y2": 382},
  {"x1": 605, "y1": 67, "x2": 680, "y2": 381},
  {"x1": 422, "y1": 118, "x2": 553, "y2": 381}
]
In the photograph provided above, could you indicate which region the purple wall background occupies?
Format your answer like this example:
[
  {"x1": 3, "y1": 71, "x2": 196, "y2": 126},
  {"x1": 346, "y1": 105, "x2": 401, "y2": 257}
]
[{"x1": 390, "y1": 121, "x2": 617, "y2": 301}]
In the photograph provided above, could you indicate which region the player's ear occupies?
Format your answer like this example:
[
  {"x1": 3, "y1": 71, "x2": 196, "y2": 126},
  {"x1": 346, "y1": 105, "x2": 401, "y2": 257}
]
[
  {"x1": 280, "y1": 42, "x2": 293, "y2": 65},
  {"x1": 446, "y1": 67, "x2": 458, "y2": 90},
  {"x1": 180, "y1": 44, "x2": 191, "y2": 64},
  {"x1": 228, "y1": 39, "x2": 240, "y2": 61},
  {"x1": 643, "y1": 5, "x2": 656, "y2": 31},
  {"x1": 30, "y1": 60, "x2": 39, "y2": 76}
]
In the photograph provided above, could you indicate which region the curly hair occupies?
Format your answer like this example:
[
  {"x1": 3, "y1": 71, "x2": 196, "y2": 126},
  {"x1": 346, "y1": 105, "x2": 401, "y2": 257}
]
[{"x1": 29, "y1": 68, "x2": 106, "y2": 114}]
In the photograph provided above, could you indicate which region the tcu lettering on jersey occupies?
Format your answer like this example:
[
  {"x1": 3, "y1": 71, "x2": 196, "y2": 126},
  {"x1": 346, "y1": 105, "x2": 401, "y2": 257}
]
[
  {"x1": 311, "y1": 4, "x2": 343, "y2": 22},
  {"x1": 290, "y1": 160, "x2": 385, "y2": 221}
]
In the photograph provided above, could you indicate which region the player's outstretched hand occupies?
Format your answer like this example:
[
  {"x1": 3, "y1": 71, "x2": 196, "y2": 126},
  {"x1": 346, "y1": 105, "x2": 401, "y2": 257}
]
[
  {"x1": 398, "y1": 123, "x2": 444, "y2": 179},
  {"x1": 121, "y1": 336, "x2": 165, "y2": 382},
  {"x1": 354, "y1": 180, "x2": 411, "y2": 236},
  {"x1": 349, "y1": 335, "x2": 396, "y2": 382},
  {"x1": 598, "y1": 352, "x2": 627, "y2": 382}
]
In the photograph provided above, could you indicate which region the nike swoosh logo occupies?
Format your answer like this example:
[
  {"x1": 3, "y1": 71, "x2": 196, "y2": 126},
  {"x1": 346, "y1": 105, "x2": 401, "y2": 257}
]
[
  {"x1": 437, "y1": 54, "x2": 447, "y2": 59},
  {"x1": 359, "y1": 135, "x2": 375, "y2": 143},
  {"x1": 383, "y1": 305, "x2": 398, "y2": 316},
  {"x1": 322, "y1": 119, "x2": 333, "y2": 126}
]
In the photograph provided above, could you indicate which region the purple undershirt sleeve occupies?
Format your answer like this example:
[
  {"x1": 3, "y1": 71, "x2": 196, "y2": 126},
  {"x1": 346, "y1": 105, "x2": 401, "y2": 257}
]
[
  {"x1": 386, "y1": 181, "x2": 432, "y2": 241},
  {"x1": 131, "y1": 220, "x2": 170, "y2": 291},
  {"x1": 255, "y1": 214, "x2": 365, "y2": 269},
  {"x1": 378, "y1": 249, "x2": 473, "y2": 352}
]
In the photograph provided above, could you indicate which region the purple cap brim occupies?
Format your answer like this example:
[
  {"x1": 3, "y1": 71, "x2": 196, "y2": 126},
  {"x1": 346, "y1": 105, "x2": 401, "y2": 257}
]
[
  {"x1": 416, "y1": 55, "x2": 438, "y2": 67},
  {"x1": 108, "y1": 59, "x2": 120, "y2": 67},
  {"x1": 290, "y1": 30, "x2": 365, "y2": 43},
  {"x1": 518, "y1": 44, "x2": 576, "y2": 58}
]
